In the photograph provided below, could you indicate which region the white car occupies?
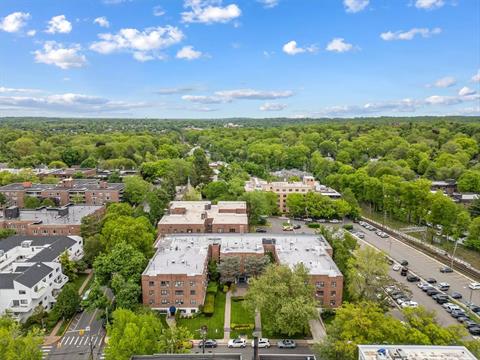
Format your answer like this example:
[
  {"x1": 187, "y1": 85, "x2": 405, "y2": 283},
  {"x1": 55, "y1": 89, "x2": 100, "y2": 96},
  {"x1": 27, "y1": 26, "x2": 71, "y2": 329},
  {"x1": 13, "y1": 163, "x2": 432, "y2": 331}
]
[
  {"x1": 228, "y1": 339, "x2": 247, "y2": 348},
  {"x1": 393, "y1": 264, "x2": 401, "y2": 271},
  {"x1": 251, "y1": 338, "x2": 270, "y2": 348},
  {"x1": 469, "y1": 282, "x2": 480, "y2": 290},
  {"x1": 401, "y1": 301, "x2": 418, "y2": 308}
]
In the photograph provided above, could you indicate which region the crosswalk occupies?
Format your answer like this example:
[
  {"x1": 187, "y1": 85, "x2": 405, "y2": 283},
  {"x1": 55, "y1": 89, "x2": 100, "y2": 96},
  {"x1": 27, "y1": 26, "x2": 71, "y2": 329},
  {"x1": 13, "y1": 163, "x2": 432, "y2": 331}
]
[
  {"x1": 59, "y1": 333, "x2": 103, "y2": 348},
  {"x1": 41, "y1": 345, "x2": 52, "y2": 359}
]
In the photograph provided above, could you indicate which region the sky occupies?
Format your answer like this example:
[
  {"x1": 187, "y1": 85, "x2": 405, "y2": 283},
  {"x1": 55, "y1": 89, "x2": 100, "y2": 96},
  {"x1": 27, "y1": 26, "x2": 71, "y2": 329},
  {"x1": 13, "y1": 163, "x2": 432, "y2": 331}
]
[{"x1": 0, "y1": 0, "x2": 479, "y2": 118}]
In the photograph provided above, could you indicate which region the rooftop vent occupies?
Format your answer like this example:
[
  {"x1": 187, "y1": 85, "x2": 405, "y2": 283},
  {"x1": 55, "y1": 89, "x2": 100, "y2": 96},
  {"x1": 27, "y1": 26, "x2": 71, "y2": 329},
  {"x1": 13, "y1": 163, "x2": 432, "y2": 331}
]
[{"x1": 21, "y1": 240, "x2": 32, "y2": 248}]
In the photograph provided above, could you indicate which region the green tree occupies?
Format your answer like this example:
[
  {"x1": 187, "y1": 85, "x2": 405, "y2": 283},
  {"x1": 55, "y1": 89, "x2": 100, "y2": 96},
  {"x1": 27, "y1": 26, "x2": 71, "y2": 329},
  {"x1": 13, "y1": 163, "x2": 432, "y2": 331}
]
[
  {"x1": 48, "y1": 160, "x2": 67, "y2": 169},
  {"x1": 244, "y1": 256, "x2": 270, "y2": 278},
  {"x1": 52, "y1": 284, "x2": 80, "y2": 320},
  {"x1": 41, "y1": 198, "x2": 56, "y2": 207},
  {"x1": 245, "y1": 264, "x2": 317, "y2": 336},
  {"x1": 59, "y1": 251, "x2": 78, "y2": 281},
  {"x1": 286, "y1": 193, "x2": 306, "y2": 217},
  {"x1": 111, "y1": 274, "x2": 141, "y2": 310},
  {"x1": 465, "y1": 217, "x2": 480, "y2": 251},
  {"x1": 0, "y1": 192, "x2": 7, "y2": 207},
  {"x1": 217, "y1": 256, "x2": 241, "y2": 284},
  {"x1": 458, "y1": 170, "x2": 480, "y2": 193},
  {"x1": 124, "y1": 176, "x2": 151, "y2": 205},
  {"x1": 190, "y1": 148, "x2": 213, "y2": 186},
  {"x1": 240, "y1": 191, "x2": 278, "y2": 224},
  {"x1": 24, "y1": 196, "x2": 41, "y2": 209},
  {"x1": 0, "y1": 315, "x2": 43, "y2": 360}
]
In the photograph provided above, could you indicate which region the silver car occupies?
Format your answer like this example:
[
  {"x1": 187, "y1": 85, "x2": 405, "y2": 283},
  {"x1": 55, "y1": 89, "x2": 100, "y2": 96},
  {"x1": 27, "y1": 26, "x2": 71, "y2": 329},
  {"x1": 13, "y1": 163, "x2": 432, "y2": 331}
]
[{"x1": 277, "y1": 339, "x2": 297, "y2": 349}]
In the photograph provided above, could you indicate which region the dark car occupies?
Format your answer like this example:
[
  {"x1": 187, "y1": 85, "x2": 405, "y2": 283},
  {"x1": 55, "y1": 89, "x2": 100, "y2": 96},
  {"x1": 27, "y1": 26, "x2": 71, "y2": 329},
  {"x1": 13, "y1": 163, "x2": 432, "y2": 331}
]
[
  {"x1": 400, "y1": 267, "x2": 408, "y2": 276},
  {"x1": 457, "y1": 316, "x2": 470, "y2": 323},
  {"x1": 427, "y1": 288, "x2": 440, "y2": 296},
  {"x1": 469, "y1": 305, "x2": 480, "y2": 314},
  {"x1": 440, "y1": 266, "x2": 453, "y2": 273},
  {"x1": 450, "y1": 292, "x2": 463, "y2": 299},
  {"x1": 255, "y1": 228, "x2": 267, "y2": 233},
  {"x1": 469, "y1": 326, "x2": 480, "y2": 336},
  {"x1": 426, "y1": 278, "x2": 437, "y2": 284},
  {"x1": 436, "y1": 297, "x2": 449, "y2": 304},
  {"x1": 465, "y1": 321, "x2": 479, "y2": 329},
  {"x1": 199, "y1": 340, "x2": 218, "y2": 348},
  {"x1": 293, "y1": 224, "x2": 301, "y2": 230},
  {"x1": 451, "y1": 310, "x2": 466, "y2": 318},
  {"x1": 432, "y1": 294, "x2": 448, "y2": 300},
  {"x1": 400, "y1": 260, "x2": 409, "y2": 266},
  {"x1": 392, "y1": 292, "x2": 406, "y2": 300},
  {"x1": 407, "y1": 274, "x2": 420, "y2": 282}
]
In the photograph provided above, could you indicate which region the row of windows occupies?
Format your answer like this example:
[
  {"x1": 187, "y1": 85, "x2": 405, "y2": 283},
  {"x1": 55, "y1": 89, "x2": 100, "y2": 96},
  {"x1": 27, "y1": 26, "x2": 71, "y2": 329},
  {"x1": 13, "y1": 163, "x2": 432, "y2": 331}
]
[
  {"x1": 148, "y1": 290, "x2": 196, "y2": 296},
  {"x1": 149, "y1": 280, "x2": 197, "y2": 287},
  {"x1": 149, "y1": 299, "x2": 197, "y2": 305},
  {"x1": 316, "y1": 290, "x2": 337, "y2": 297},
  {"x1": 315, "y1": 281, "x2": 337, "y2": 288}
]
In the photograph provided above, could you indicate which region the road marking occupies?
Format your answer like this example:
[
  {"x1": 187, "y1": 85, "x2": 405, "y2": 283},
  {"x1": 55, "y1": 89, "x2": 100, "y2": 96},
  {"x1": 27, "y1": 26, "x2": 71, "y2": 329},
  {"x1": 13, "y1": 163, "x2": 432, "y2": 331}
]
[
  {"x1": 68, "y1": 336, "x2": 75, "y2": 346},
  {"x1": 60, "y1": 336, "x2": 69, "y2": 345}
]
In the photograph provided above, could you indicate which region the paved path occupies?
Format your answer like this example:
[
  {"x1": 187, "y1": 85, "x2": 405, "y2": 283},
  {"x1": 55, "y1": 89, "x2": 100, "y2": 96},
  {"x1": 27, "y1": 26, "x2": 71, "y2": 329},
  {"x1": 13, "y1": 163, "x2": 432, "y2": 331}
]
[
  {"x1": 224, "y1": 290, "x2": 232, "y2": 340},
  {"x1": 308, "y1": 309, "x2": 326, "y2": 341},
  {"x1": 254, "y1": 310, "x2": 262, "y2": 337}
]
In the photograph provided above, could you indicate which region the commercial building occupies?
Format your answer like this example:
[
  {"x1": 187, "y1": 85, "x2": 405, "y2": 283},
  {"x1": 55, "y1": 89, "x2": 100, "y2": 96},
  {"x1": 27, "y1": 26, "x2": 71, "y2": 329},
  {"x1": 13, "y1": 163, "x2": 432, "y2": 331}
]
[
  {"x1": 0, "y1": 178, "x2": 124, "y2": 207},
  {"x1": 0, "y1": 235, "x2": 83, "y2": 321},
  {"x1": 142, "y1": 233, "x2": 343, "y2": 314},
  {"x1": 358, "y1": 345, "x2": 476, "y2": 360},
  {"x1": 157, "y1": 201, "x2": 249, "y2": 235},
  {"x1": 0, "y1": 204, "x2": 104, "y2": 236},
  {"x1": 244, "y1": 176, "x2": 341, "y2": 213}
]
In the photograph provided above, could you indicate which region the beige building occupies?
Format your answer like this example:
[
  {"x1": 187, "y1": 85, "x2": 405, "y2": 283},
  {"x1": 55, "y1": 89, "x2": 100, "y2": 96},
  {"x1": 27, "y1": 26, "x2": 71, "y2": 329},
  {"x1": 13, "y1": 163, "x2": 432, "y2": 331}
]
[
  {"x1": 157, "y1": 201, "x2": 248, "y2": 235},
  {"x1": 244, "y1": 176, "x2": 341, "y2": 213},
  {"x1": 142, "y1": 233, "x2": 343, "y2": 313}
]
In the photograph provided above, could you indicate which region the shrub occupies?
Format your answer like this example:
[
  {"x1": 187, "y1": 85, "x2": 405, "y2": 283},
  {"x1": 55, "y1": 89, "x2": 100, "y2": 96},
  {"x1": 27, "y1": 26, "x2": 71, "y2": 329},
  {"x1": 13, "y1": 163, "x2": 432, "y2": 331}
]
[
  {"x1": 307, "y1": 223, "x2": 320, "y2": 229},
  {"x1": 223, "y1": 284, "x2": 229, "y2": 293},
  {"x1": 203, "y1": 293, "x2": 216, "y2": 316},
  {"x1": 231, "y1": 296, "x2": 245, "y2": 302},
  {"x1": 342, "y1": 224, "x2": 353, "y2": 231},
  {"x1": 207, "y1": 282, "x2": 218, "y2": 294},
  {"x1": 231, "y1": 323, "x2": 255, "y2": 331}
]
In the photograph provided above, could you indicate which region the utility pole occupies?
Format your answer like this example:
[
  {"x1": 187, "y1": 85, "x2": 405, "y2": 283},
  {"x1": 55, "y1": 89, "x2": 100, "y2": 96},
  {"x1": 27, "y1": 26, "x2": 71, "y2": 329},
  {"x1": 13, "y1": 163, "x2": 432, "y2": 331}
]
[
  {"x1": 200, "y1": 325, "x2": 207, "y2": 354},
  {"x1": 252, "y1": 331, "x2": 260, "y2": 360},
  {"x1": 451, "y1": 238, "x2": 459, "y2": 269}
]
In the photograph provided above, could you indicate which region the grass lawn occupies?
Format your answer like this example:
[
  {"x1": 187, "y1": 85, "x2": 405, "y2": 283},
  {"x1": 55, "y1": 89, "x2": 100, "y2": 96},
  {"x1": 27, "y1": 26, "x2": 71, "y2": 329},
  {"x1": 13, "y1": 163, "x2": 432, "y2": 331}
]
[
  {"x1": 71, "y1": 273, "x2": 90, "y2": 294},
  {"x1": 260, "y1": 314, "x2": 311, "y2": 340},
  {"x1": 230, "y1": 299, "x2": 255, "y2": 339},
  {"x1": 177, "y1": 291, "x2": 226, "y2": 339}
]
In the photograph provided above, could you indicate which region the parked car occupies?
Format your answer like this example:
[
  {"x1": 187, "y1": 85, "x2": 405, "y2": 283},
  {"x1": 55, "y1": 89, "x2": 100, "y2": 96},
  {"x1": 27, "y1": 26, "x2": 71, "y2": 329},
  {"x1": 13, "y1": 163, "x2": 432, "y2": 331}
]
[
  {"x1": 391, "y1": 292, "x2": 406, "y2": 300},
  {"x1": 469, "y1": 326, "x2": 480, "y2": 336},
  {"x1": 277, "y1": 339, "x2": 297, "y2": 349},
  {"x1": 451, "y1": 310, "x2": 467, "y2": 319},
  {"x1": 293, "y1": 224, "x2": 301, "y2": 230},
  {"x1": 457, "y1": 316, "x2": 470, "y2": 323},
  {"x1": 465, "y1": 320, "x2": 479, "y2": 329},
  {"x1": 469, "y1": 282, "x2": 480, "y2": 290},
  {"x1": 400, "y1": 267, "x2": 408, "y2": 276},
  {"x1": 255, "y1": 228, "x2": 267, "y2": 233},
  {"x1": 228, "y1": 339, "x2": 247, "y2": 348},
  {"x1": 199, "y1": 340, "x2": 217, "y2": 348},
  {"x1": 426, "y1": 278, "x2": 437, "y2": 284},
  {"x1": 450, "y1": 292, "x2": 463, "y2": 299},
  {"x1": 444, "y1": 303, "x2": 461, "y2": 313},
  {"x1": 355, "y1": 232, "x2": 365, "y2": 239},
  {"x1": 407, "y1": 274, "x2": 420, "y2": 282},
  {"x1": 440, "y1": 266, "x2": 453, "y2": 273},
  {"x1": 438, "y1": 282, "x2": 450, "y2": 291},
  {"x1": 401, "y1": 301, "x2": 418, "y2": 308},
  {"x1": 426, "y1": 288, "x2": 440, "y2": 296},
  {"x1": 435, "y1": 296, "x2": 450, "y2": 305},
  {"x1": 329, "y1": 219, "x2": 341, "y2": 223},
  {"x1": 400, "y1": 260, "x2": 409, "y2": 266},
  {"x1": 393, "y1": 264, "x2": 401, "y2": 271},
  {"x1": 251, "y1": 338, "x2": 270, "y2": 348}
]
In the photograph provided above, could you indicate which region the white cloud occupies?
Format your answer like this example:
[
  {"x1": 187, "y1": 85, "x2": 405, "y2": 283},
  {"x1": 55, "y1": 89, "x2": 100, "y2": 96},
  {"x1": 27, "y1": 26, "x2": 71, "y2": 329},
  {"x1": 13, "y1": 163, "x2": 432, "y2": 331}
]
[
  {"x1": 27, "y1": 29, "x2": 36, "y2": 37},
  {"x1": 156, "y1": 87, "x2": 197, "y2": 95},
  {"x1": 182, "y1": 95, "x2": 225, "y2": 104},
  {"x1": 430, "y1": 76, "x2": 456, "y2": 88},
  {"x1": 183, "y1": 88, "x2": 294, "y2": 104},
  {"x1": 282, "y1": 40, "x2": 317, "y2": 55},
  {"x1": 415, "y1": 0, "x2": 444, "y2": 10},
  {"x1": 260, "y1": 102, "x2": 286, "y2": 111},
  {"x1": 0, "y1": 12, "x2": 30, "y2": 33},
  {"x1": 343, "y1": 0, "x2": 369, "y2": 13},
  {"x1": 182, "y1": 0, "x2": 241, "y2": 24},
  {"x1": 176, "y1": 46, "x2": 203, "y2": 60},
  {"x1": 0, "y1": 86, "x2": 41, "y2": 94},
  {"x1": 472, "y1": 70, "x2": 480, "y2": 83},
  {"x1": 46, "y1": 15, "x2": 72, "y2": 34},
  {"x1": 153, "y1": 6, "x2": 166, "y2": 16},
  {"x1": 424, "y1": 95, "x2": 461, "y2": 105},
  {"x1": 458, "y1": 86, "x2": 476, "y2": 97},
  {"x1": 94, "y1": 16, "x2": 110, "y2": 28},
  {"x1": 258, "y1": 0, "x2": 279, "y2": 8},
  {"x1": 380, "y1": 27, "x2": 441, "y2": 41},
  {"x1": 34, "y1": 41, "x2": 87, "y2": 69},
  {"x1": 90, "y1": 26, "x2": 184, "y2": 61},
  {"x1": 326, "y1": 38, "x2": 354, "y2": 53}
]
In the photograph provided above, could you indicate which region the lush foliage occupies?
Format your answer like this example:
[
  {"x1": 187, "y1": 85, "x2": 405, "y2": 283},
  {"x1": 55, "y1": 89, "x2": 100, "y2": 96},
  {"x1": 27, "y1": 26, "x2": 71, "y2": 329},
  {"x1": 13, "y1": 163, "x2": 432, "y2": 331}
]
[{"x1": 0, "y1": 316, "x2": 43, "y2": 360}]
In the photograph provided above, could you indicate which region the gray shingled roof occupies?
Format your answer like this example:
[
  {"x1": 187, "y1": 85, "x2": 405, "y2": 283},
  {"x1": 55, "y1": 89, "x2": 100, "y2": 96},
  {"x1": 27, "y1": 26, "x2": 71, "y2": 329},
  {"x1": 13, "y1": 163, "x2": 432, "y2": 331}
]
[
  {"x1": 0, "y1": 235, "x2": 76, "y2": 260},
  {"x1": 29, "y1": 237, "x2": 77, "y2": 263},
  {"x1": 0, "y1": 273, "x2": 19, "y2": 289},
  {"x1": 14, "y1": 263, "x2": 53, "y2": 288}
]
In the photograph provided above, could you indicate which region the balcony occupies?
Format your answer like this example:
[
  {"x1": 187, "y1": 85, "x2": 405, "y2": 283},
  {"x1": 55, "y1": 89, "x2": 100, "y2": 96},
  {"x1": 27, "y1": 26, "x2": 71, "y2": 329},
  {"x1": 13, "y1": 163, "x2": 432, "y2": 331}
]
[
  {"x1": 52, "y1": 275, "x2": 68, "y2": 289},
  {"x1": 31, "y1": 285, "x2": 47, "y2": 299},
  {"x1": 9, "y1": 302, "x2": 32, "y2": 313}
]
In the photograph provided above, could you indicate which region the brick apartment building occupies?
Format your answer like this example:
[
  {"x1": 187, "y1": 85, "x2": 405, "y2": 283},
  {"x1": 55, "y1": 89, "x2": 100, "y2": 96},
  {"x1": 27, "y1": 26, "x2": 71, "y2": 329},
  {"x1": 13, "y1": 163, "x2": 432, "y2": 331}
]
[
  {"x1": 0, "y1": 178, "x2": 124, "y2": 208},
  {"x1": 0, "y1": 205, "x2": 104, "y2": 236},
  {"x1": 142, "y1": 233, "x2": 343, "y2": 314},
  {"x1": 244, "y1": 176, "x2": 341, "y2": 213},
  {"x1": 157, "y1": 201, "x2": 249, "y2": 235}
]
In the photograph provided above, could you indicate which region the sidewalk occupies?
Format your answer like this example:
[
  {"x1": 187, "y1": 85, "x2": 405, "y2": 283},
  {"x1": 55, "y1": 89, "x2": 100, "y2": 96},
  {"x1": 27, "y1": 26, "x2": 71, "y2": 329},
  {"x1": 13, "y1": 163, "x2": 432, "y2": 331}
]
[
  {"x1": 308, "y1": 309, "x2": 326, "y2": 341},
  {"x1": 223, "y1": 290, "x2": 232, "y2": 340}
]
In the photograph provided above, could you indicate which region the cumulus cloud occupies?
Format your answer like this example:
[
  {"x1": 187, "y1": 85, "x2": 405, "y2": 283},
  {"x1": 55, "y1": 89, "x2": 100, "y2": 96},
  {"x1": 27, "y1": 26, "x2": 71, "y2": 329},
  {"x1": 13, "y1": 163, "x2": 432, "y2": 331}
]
[
  {"x1": 260, "y1": 102, "x2": 287, "y2": 111},
  {"x1": 176, "y1": 46, "x2": 203, "y2": 60},
  {"x1": 472, "y1": 70, "x2": 480, "y2": 83},
  {"x1": 380, "y1": 27, "x2": 441, "y2": 41},
  {"x1": 326, "y1": 38, "x2": 354, "y2": 53},
  {"x1": 182, "y1": 0, "x2": 241, "y2": 24},
  {"x1": 156, "y1": 87, "x2": 197, "y2": 95},
  {"x1": 90, "y1": 26, "x2": 184, "y2": 61},
  {"x1": 415, "y1": 0, "x2": 444, "y2": 10},
  {"x1": 94, "y1": 16, "x2": 110, "y2": 28},
  {"x1": 182, "y1": 88, "x2": 294, "y2": 104},
  {"x1": 46, "y1": 15, "x2": 72, "y2": 34},
  {"x1": 429, "y1": 76, "x2": 456, "y2": 88},
  {"x1": 0, "y1": 86, "x2": 41, "y2": 94},
  {"x1": 0, "y1": 12, "x2": 30, "y2": 33},
  {"x1": 153, "y1": 6, "x2": 166, "y2": 16},
  {"x1": 27, "y1": 29, "x2": 36, "y2": 36},
  {"x1": 344, "y1": 0, "x2": 369, "y2": 13},
  {"x1": 458, "y1": 87, "x2": 476, "y2": 97},
  {"x1": 182, "y1": 95, "x2": 225, "y2": 104},
  {"x1": 258, "y1": 0, "x2": 279, "y2": 8},
  {"x1": 282, "y1": 40, "x2": 317, "y2": 55},
  {"x1": 34, "y1": 41, "x2": 87, "y2": 69}
]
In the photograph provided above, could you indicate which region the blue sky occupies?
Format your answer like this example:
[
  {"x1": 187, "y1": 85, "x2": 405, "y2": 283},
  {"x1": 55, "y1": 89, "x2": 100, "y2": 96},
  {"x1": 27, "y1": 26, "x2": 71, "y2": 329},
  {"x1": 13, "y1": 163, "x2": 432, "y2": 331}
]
[{"x1": 0, "y1": 0, "x2": 479, "y2": 118}]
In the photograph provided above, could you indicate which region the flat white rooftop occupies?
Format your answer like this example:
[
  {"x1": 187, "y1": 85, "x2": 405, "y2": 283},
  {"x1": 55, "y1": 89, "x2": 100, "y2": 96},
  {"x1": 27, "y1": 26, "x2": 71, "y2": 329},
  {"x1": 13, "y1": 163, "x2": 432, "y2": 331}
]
[
  {"x1": 1, "y1": 205, "x2": 103, "y2": 225},
  {"x1": 358, "y1": 345, "x2": 477, "y2": 360}
]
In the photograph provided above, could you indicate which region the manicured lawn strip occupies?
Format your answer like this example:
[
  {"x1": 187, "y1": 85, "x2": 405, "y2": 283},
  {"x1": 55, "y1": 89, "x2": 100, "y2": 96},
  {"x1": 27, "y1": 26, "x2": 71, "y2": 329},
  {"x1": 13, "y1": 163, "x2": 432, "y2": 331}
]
[
  {"x1": 230, "y1": 299, "x2": 255, "y2": 339},
  {"x1": 72, "y1": 273, "x2": 90, "y2": 294},
  {"x1": 177, "y1": 291, "x2": 226, "y2": 339},
  {"x1": 260, "y1": 314, "x2": 311, "y2": 340}
]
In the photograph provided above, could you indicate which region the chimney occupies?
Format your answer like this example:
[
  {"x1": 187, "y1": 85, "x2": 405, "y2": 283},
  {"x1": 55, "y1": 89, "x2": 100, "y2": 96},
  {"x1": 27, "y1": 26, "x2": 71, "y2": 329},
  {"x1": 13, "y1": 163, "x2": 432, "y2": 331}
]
[{"x1": 22, "y1": 181, "x2": 32, "y2": 188}]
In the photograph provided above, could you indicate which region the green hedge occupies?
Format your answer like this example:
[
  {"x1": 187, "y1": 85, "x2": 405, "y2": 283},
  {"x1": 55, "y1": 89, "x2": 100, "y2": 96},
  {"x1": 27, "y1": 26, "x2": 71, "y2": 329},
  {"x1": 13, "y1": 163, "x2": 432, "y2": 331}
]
[
  {"x1": 207, "y1": 282, "x2": 218, "y2": 294},
  {"x1": 203, "y1": 293, "x2": 216, "y2": 316},
  {"x1": 343, "y1": 224, "x2": 354, "y2": 230},
  {"x1": 231, "y1": 296, "x2": 245, "y2": 302},
  {"x1": 307, "y1": 223, "x2": 321, "y2": 228},
  {"x1": 231, "y1": 323, "x2": 255, "y2": 331}
]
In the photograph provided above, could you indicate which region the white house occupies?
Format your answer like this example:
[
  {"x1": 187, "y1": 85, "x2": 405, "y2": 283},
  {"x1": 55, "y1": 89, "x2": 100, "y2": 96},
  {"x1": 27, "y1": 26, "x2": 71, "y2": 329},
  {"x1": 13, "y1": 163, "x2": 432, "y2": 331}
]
[{"x1": 0, "y1": 235, "x2": 83, "y2": 322}]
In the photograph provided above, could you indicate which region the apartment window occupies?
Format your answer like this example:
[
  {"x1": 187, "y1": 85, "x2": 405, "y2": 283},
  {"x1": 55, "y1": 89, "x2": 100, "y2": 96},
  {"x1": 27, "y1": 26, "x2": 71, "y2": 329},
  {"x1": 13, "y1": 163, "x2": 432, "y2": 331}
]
[
  {"x1": 161, "y1": 290, "x2": 168, "y2": 295},
  {"x1": 330, "y1": 291, "x2": 336, "y2": 297},
  {"x1": 56, "y1": 268, "x2": 59, "y2": 272},
  {"x1": 190, "y1": 290, "x2": 196, "y2": 296},
  {"x1": 12, "y1": 300, "x2": 19, "y2": 307},
  {"x1": 175, "y1": 281, "x2": 184, "y2": 287},
  {"x1": 161, "y1": 299, "x2": 169, "y2": 304},
  {"x1": 175, "y1": 290, "x2": 184, "y2": 296},
  {"x1": 316, "y1": 281, "x2": 324, "y2": 288},
  {"x1": 229, "y1": 228, "x2": 236, "y2": 233},
  {"x1": 189, "y1": 281, "x2": 196, "y2": 287},
  {"x1": 160, "y1": 281, "x2": 170, "y2": 287},
  {"x1": 316, "y1": 290, "x2": 324, "y2": 297},
  {"x1": 330, "y1": 300, "x2": 336, "y2": 306},
  {"x1": 175, "y1": 299, "x2": 184, "y2": 305},
  {"x1": 19, "y1": 290, "x2": 26, "y2": 295},
  {"x1": 149, "y1": 299, "x2": 154, "y2": 305},
  {"x1": 149, "y1": 290, "x2": 155, "y2": 296},
  {"x1": 331, "y1": 281, "x2": 337, "y2": 288},
  {"x1": 190, "y1": 300, "x2": 197, "y2": 305},
  {"x1": 149, "y1": 281, "x2": 155, "y2": 287},
  {"x1": 49, "y1": 273, "x2": 53, "y2": 278},
  {"x1": 20, "y1": 299, "x2": 28, "y2": 305}
]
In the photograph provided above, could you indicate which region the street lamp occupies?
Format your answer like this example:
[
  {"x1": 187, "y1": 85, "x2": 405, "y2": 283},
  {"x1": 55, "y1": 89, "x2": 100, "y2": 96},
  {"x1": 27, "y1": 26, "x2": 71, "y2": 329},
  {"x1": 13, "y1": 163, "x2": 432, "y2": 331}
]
[{"x1": 252, "y1": 330, "x2": 261, "y2": 360}]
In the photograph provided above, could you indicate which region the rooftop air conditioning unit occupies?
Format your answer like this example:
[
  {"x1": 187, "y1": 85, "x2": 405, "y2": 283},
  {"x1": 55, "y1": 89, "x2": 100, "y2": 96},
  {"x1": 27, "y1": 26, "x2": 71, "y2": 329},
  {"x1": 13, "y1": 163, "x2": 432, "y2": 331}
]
[{"x1": 21, "y1": 240, "x2": 32, "y2": 248}]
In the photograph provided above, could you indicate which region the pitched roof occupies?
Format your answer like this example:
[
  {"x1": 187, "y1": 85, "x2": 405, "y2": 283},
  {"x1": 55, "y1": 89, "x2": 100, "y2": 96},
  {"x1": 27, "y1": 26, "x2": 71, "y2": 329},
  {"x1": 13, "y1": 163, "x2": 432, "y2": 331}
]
[{"x1": 14, "y1": 263, "x2": 53, "y2": 288}]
